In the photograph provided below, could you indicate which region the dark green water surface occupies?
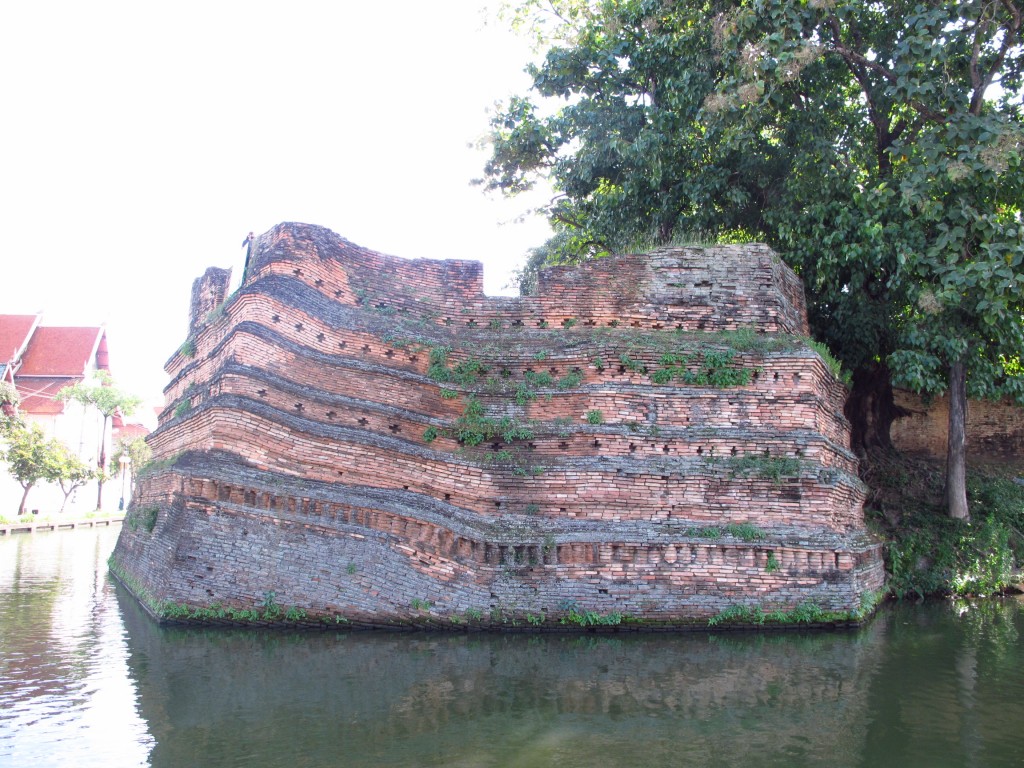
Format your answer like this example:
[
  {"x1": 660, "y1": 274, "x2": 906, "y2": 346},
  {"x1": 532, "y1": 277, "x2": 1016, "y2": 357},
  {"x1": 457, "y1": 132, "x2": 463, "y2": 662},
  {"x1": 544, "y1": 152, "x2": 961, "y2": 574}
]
[{"x1": 2, "y1": 526, "x2": 1023, "y2": 767}]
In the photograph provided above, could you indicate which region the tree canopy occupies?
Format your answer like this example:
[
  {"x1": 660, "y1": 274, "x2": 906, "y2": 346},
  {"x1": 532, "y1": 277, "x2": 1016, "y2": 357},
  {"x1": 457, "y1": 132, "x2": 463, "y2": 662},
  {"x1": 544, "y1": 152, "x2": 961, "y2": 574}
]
[
  {"x1": 484, "y1": 0, "x2": 1024, "y2": 517},
  {"x1": 58, "y1": 372, "x2": 142, "y2": 510}
]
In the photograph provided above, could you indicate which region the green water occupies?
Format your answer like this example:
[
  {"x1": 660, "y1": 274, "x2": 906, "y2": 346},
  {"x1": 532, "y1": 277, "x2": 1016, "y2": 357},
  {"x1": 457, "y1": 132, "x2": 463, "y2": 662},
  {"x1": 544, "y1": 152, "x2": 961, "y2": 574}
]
[{"x1": 2, "y1": 527, "x2": 1023, "y2": 767}]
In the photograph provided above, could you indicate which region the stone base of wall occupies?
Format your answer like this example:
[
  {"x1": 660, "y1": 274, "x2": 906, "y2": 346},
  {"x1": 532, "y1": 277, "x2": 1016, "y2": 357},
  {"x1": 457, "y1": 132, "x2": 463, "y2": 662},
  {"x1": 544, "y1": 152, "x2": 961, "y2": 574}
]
[{"x1": 113, "y1": 457, "x2": 884, "y2": 629}]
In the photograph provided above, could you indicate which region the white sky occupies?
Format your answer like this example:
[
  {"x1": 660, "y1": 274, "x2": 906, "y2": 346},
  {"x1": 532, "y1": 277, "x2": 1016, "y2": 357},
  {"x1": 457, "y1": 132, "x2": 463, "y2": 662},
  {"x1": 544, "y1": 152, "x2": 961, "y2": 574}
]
[{"x1": 1, "y1": 1, "x2": 553, "y2": 420}]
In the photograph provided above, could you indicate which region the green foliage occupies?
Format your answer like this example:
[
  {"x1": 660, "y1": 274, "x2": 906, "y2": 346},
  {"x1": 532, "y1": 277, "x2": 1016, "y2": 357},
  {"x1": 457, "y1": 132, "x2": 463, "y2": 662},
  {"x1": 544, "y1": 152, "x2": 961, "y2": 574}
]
[
  {"x1": 127, "y1": 506, "x2": 159, "y2": 533},
  {"x1": 556, "y1": 369, "x2": 583, "y2": 389},
  {"x1": 44, "y1": 440, "x2": 96, "y2": 512},
  {"x1": 726, "y1": 523, "x2": 766, "y2": 542},
  {"x1": 447, "y1": 397, "x2": 535, "y2": 447},
  {"x1": 584, "y1": 409, "x2": 603, "y2": 425},
  {"x1": 422, "y1": 426, "x2": 439, "y2": 443},
  {"x1": 172, "y1": 400, "x2": 191, "y2": 419},
  {"x1": 0, "y1": 420, "x2": 65, "y2": 515},
  {"x1": 283, "y1": 606, "x2": 306, "y2": 622},
  {"x1": 686, "y1": 523, "x2": 766, "y2": 542},
  {"x1": 870, "y1": 455, "x2": 1024, "y2": 598},
  {"x1": 410, "y1": 598, "x2": 432, "y2": 611},
  {"x1": 111, "y1": 436, "x2": 152, "y2": 476},
  {"x1": 618, "y1": 353, "x2": 646, "y2": 373},
  {"x1": 558, "y1": 600, "x2": 622, "y2": 627},
  {"x1": 708, "y1": 601, "x2": 839, "y2": 627},
  {"x1": 952, "y1": 520, "x2": 1015, "y2": 598},
  {"x1": 57, "y1": 372, "x2": 143, "y2": 508},
  {"x1": 725, "y1": 453, "x2": 802, "y2": 484},
  {"x1": 807, "y1": 339, "x2": 851, "y2": 387},
  {"x1": 651, "y1": 347, "x2": 752, "y2": 387},
  {"x1": 178, "y1": 339, "x2": 196, "y2": 358},
  {"x1": 489, "y1": 0, "x2": 1024, "y2": 490},
  {"x1": 765, "y1": 551, "x2": 781, "y2": 574},
  {"x1": 0, "y1": 381, "x2": 20, "y2": 409},
  {"x1": 260, "y1": 591, "x2": 282, "y2": 620}
]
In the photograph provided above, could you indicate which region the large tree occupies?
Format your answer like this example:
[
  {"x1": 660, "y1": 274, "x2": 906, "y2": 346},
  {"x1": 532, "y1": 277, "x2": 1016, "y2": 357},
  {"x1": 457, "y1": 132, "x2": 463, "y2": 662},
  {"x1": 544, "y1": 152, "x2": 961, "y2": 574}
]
[
  {"x1": 484, "y1": 0, "x2": 1024, "y2": 519},
  {"x1": 58, "y1": 372, "x2": 142, "y2": 511}
]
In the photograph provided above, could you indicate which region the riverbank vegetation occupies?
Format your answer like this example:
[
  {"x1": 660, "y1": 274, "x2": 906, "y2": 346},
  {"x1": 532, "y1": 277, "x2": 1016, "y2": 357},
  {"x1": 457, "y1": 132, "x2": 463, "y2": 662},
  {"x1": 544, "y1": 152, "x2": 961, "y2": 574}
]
[{"x1": 862, "y1": 451, "x2": 1024, "y2": 599}]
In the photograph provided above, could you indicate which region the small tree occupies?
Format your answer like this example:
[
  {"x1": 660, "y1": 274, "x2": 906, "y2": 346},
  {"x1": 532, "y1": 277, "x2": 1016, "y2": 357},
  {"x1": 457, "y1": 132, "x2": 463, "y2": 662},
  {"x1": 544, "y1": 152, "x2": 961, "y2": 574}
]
[
  {"x1": 1, "y1": 419, "x2": 56, "y2": 515},
  {"x1": 46, "y1": 442, "x2": 96, "y2": 513},
  {"x1": 58, "y1": 372, "x2": 142, "y2": 510},
  {"x1": 0, "y1": 381, "x2": 18, "y2": 419},
  {"x1": 111, "y1": 436, "x2": 151, "y2": 506}
]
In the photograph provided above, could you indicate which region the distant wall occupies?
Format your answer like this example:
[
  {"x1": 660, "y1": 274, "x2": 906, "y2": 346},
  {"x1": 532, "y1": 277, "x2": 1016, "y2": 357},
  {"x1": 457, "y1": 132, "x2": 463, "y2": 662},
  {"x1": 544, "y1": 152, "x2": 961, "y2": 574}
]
[{"x1": 891, "y1": 391, "x2": 1024, "y2": 459}]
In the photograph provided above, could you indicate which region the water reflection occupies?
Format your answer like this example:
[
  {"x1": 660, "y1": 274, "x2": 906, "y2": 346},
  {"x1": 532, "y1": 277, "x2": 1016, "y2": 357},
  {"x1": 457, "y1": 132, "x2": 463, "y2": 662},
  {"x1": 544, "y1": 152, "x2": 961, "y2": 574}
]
[
  {"x1": 0, "y1": 528, "x2": 152, "y2": 767},
  {"x1": 4, "y1": 528, "x2": 1024, "y2": 768},
  {"x1": 119, "y1": 585, "x2": 891, "y2": 768}
]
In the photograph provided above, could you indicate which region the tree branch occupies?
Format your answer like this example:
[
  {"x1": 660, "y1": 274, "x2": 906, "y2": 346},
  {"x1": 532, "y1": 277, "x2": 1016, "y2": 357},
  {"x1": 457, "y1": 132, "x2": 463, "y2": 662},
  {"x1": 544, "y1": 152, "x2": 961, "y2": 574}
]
[{"x1": 970, "y1": 1, "x2": 1023, "y2": 115}]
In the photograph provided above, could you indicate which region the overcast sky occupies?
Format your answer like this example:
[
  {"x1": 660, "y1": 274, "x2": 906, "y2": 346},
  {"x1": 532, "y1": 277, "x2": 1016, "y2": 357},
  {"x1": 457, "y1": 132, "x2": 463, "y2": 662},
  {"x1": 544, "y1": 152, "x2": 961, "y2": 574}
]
[{"x1": 1, "y1": 1, "x2": 553, "y2": 419}]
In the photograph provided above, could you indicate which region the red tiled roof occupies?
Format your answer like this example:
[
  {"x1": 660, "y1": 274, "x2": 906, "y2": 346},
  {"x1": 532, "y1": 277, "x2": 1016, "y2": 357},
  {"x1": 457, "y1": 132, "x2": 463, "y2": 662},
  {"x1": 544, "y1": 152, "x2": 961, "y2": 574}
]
[
  {"x1": 15, "y1": 377, "x2": 72, "y2": 415},
  {"x1": 19, "y1": 327, "x2": 106, "y2": 376},
  {"x1": 0, "y1": 314, "x2": 40, "y2": 367},
  {"x1": 114, "y1": 422, "x2": 151, "y2": 441}
]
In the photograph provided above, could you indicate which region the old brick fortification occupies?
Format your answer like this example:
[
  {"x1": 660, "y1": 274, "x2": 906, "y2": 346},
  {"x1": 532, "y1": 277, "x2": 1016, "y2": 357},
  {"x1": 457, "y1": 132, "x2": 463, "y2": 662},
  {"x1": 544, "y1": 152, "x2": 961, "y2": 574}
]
[
  {"x1": 892, "y1": 390, "x2": 1024, "y2": 460},
  {"x1": 112, "y1": 222, "x2": 883, "y2": 629}
]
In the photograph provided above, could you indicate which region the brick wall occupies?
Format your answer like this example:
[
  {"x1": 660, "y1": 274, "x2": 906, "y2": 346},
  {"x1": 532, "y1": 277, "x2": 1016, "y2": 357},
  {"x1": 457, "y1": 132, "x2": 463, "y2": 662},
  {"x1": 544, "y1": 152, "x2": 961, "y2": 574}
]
[
  {"x1": 113, "y1": 222, "x2": 883, "y2": 628},
  {"x1": 891, "y1": 390, "x2": 1024, "y2": 459}
]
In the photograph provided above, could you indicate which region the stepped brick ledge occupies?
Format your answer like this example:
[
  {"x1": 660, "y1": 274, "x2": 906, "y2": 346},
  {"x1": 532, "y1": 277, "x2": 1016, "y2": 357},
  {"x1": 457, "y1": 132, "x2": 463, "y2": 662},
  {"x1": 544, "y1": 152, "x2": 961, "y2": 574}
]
[{"x1": 112, "y1": 222, "x2": 884, "y2": 629}]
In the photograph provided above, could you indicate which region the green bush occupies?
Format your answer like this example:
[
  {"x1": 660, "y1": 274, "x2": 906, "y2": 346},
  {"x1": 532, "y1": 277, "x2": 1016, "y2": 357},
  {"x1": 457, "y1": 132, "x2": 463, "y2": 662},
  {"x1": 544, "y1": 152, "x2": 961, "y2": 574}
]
[{"x1": 874, "y1": 459, "x2": 1024, "y2": 599}]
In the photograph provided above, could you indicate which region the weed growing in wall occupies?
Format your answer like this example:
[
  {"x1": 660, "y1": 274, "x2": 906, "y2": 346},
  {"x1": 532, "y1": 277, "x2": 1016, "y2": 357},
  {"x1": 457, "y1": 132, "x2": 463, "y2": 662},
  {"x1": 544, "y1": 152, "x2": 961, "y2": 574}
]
[
  {"x1": 685, "y1": 523, "x2": 767, "y2": 542},
  {"x1": 619, "y1": 353, "x2": 647, "y2": 373},
  {"x1": 450, "y1": 398, "x2": 535, "y2": 447},
  {"x1": 558, "y1": 599, "x2": 623, "y2": 627},
  {"x1": 707, "y1": 601, "x2": 846, "y2": 627},
  {"x1": 126, "y1": 506, "x2": 159, "y2": 533},
  {"x1": 807, "y1": 338, "x2": 852, "y2": 386},
  {"x1": 585, "y1": 409, "x2": 604, "y2": 425},
  {"x1": 651, "y1": 348, "x2": 752, "y2": 387},
  {"x1": 725, "y1": 453, "x2": 802, "y2": 484},
  {"x1": 428, "y1": 346, "x2": 487, "y2": 386}
]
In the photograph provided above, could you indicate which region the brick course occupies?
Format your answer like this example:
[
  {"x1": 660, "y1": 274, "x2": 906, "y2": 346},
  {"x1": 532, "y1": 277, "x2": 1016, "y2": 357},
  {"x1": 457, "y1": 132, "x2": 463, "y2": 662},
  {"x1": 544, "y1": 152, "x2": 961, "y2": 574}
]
[{"x1": 113, "y1": 222, "x2": 883, "y2": 628}]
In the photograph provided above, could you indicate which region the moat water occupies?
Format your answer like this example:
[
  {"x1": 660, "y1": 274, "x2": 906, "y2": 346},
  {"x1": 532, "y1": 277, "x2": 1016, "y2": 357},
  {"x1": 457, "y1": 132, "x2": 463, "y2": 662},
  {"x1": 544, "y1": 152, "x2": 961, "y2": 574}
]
[{"x1": 2, "y1": 526, "x2": 1023, "y2": 768}]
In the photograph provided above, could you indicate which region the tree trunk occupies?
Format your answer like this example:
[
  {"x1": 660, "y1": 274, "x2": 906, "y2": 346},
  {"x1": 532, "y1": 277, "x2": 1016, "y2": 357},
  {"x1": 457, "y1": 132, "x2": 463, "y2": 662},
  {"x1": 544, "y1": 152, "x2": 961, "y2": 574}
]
[
  {"x1": 18, "y1": 484, "x2": 31, "y2": 516},
  {"x1": 96, "y1": 415, "x2": 109, "y2": 511},
  {"x1": 844, "y1": 361, "x2": 906, "y2": 456},
  {"x1": 946, "y1": 359, "x2": 970, "y2": 521}
]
